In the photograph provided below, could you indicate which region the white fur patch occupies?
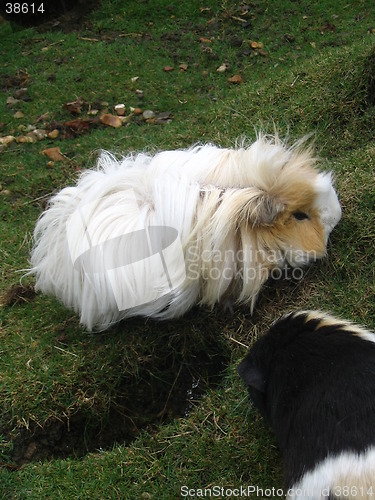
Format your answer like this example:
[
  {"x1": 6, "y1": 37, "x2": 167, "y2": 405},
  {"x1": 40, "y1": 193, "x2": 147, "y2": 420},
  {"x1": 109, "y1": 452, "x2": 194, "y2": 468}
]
[
  {"x1": 287, "y1": 447, "x2": 375, "y2": 499},
  {"x1": 314, "y1": 173, "x2": 342, "y2": 238},
  {"x1": 291, "y1": 310, "x2": 375, "y2": 344}
]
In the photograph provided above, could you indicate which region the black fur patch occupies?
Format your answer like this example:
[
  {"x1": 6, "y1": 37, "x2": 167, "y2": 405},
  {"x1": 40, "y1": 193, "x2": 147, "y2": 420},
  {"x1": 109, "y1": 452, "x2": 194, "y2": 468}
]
[{"x1": 238, "y1": 311, "x2": 375, "y2": 488}]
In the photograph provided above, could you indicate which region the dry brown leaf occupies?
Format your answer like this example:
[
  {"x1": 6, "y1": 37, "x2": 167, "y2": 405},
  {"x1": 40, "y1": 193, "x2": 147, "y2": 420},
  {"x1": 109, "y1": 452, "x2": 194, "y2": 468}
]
[
  {"x1": 114, "y1": 104, "x2": 126, "y2": 116},
  {"x1": 17, "y1": 135, "x2": 34, "y2": 143},
  {"x1": 65, "y1": 119, "x2": 91, "y2": 132},
  {"x1": 48, "y1": 129, "x2": 59, "y2": 139},
  {"x1": 14, "y1": 88, "x2": 29, "y2": 100},
  {"x1": 6, "y1": 96, "x2": 20, "y2": 106},
  {"x1": 42, "y1": 147, "x2": 65, "y2": 161},
  {"x1": 100, "y1": 113, "x2": 122, "y2": 128},
  {"x1": 217, "y1": 63, "x2": 229, "y2": 73},
  {"x1": 227, "y1": 74, "x2": 243, "y2": 84},
  {"x1": 29, "y1": 129, "x2": 47, "y2": 141},
  {"x1": 64, "y1": 97, "x2": 85, "y2": 115},
  {"x1": 164, "y1": 66, "x2": 175, "y2": 72},
  {"x1": 0, "y1": 136, "x2": 15, "y2": 146},
  {"x1": 154, "y1": 111, "x2": 173, "y2": 124}
]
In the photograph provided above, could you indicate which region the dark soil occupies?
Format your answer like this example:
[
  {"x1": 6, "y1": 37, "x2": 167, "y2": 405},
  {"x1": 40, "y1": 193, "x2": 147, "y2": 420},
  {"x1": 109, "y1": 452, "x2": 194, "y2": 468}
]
[
  {"x1": 10, "y1": 330, "x2": 230, "y2": 465},
  {"x1": 1, "y1": 284, "x2": 36, "y2": 307}
]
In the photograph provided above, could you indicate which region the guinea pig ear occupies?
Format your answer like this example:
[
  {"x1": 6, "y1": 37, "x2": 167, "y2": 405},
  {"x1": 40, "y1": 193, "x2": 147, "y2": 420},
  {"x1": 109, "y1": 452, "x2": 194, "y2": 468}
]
[
  {"x1": 237, "y1": 356, "x2": 266, "y2": 392},
  {"x1": 236, "y1": 188, "x2": 285, "y2": 227}
]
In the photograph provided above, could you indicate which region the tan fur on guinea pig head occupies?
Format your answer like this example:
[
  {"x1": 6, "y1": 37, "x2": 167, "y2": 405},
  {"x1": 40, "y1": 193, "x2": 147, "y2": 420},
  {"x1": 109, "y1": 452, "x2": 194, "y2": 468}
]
[
  {"x1": 261, "y1": 167, "x2": 341, "y2": 268},
  {"x1": 205, "y1": 137, "x2": 342, "y2": 268}
]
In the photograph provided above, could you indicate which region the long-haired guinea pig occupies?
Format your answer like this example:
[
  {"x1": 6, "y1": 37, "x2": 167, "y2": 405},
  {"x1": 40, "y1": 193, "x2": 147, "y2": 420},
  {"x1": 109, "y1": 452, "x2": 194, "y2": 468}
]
[
  {"x1": 238, "y1": 310, "x2": 375, "y2": 499},
  {"x1": 30, "y1": 135, "x2": 341, "y2": 330}
]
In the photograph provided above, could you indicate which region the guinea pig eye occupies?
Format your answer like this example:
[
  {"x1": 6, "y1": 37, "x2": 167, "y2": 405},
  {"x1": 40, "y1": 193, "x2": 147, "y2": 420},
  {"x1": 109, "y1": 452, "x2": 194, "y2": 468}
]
[{"x1": 293, "y1": 211, "x2": 310, "y2": 221}]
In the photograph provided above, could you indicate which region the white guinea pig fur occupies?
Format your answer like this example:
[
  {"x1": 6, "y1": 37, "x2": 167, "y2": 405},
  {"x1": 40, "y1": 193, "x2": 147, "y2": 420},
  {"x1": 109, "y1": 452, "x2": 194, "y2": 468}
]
[{"x1": 30, "y1": 135, "x2": 342, "y2": 330}]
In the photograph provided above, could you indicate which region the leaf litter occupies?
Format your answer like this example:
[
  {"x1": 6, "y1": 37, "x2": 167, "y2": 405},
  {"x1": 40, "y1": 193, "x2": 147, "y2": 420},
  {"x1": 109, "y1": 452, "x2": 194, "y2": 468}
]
[{"x1": 1, "y1": 88, "x2": 174, "y2": 156}]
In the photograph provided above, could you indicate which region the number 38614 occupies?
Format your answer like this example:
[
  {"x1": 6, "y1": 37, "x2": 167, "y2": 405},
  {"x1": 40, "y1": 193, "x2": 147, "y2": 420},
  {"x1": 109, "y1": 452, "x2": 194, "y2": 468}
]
[{"x1": 5, "y1": 3, "x2": 45, "y2": 14}]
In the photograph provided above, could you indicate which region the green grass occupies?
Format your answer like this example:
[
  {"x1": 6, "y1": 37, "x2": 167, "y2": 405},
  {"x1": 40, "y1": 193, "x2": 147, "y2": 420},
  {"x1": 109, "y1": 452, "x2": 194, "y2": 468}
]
[{"x1": 1, "y1": 0, "x2": 375, "y2": 497}]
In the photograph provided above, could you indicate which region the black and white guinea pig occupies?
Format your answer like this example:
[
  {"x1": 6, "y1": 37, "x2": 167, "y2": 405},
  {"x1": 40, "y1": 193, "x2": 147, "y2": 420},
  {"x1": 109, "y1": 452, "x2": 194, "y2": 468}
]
[{"x1": 238, "y1": 310, "x2": 375, "y2": 499}]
